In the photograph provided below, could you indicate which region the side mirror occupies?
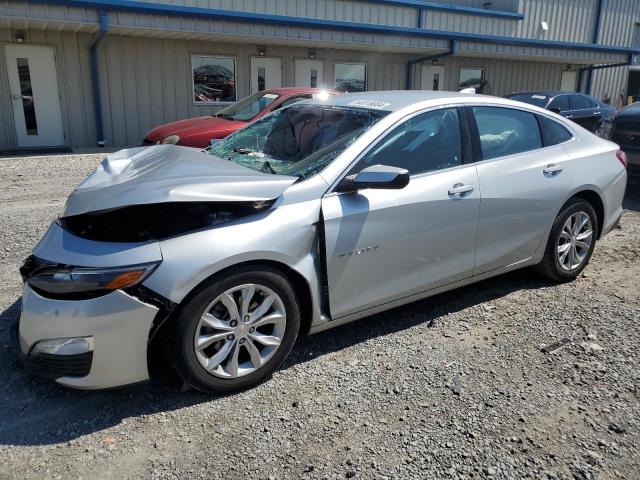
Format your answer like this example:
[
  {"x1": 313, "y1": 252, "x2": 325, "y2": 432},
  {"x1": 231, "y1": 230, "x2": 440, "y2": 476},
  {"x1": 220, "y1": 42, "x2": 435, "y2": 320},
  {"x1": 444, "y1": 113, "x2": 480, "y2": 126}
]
[
  {"x1": 549, "y1": 107, "x2": 561, "y2": 114},
  {"x1": 335, "y1": 164, "x2": 410, "y2": 193}
]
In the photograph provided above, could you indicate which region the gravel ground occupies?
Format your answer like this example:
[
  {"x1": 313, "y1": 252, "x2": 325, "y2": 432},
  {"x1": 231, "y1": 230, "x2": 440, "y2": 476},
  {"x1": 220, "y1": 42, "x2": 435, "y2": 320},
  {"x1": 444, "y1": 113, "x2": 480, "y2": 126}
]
[{"x1": 1, "y1": 154, "x2": 639, "y2": 480}]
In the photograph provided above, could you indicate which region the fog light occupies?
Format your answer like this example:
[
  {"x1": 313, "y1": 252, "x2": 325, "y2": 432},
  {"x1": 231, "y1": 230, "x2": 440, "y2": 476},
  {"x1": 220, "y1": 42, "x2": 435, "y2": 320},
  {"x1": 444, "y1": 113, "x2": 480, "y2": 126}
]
[{"x1": 31, "y1": 337, "x2": 94, "y2": 356}]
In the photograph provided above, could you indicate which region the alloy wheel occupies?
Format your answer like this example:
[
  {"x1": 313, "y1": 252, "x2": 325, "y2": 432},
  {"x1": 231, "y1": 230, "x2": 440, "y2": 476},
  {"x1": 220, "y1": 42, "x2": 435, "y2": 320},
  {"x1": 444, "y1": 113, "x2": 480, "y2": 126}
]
[
  {"x1": 193, "y1": 284, "x2": 286, "y2": 378},
  {"x1": 557, "y1": 211, "x2": 593, "y2": 271}
]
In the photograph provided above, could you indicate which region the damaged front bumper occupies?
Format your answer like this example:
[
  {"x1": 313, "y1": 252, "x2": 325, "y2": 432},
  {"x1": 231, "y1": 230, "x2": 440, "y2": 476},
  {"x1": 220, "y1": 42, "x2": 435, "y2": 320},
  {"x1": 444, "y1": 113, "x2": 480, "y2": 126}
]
[
  {"x1": 16, "y1": 284, "x2": 159, "y2": 389},
  {"x1": 14, "y1": 221, "x2": 166, "y2": 389}
]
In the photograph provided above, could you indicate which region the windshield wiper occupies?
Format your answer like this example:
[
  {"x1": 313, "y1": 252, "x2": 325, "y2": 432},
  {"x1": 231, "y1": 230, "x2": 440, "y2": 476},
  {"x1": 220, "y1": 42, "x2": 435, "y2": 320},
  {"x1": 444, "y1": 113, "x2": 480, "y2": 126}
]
[
  {"x1": 261, "y1": 161, "x2": 277, "y2": 174},
  {"x1": 216, "y1": 113, "x2": 235, "y2": 121}
]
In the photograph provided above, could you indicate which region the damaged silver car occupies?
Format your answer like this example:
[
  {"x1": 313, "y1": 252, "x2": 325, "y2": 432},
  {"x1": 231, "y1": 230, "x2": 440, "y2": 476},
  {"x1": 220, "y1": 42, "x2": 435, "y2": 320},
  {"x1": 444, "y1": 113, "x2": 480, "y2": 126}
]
[{"x1": 14, "y1": 91, "x2": 627, "y2": 393}]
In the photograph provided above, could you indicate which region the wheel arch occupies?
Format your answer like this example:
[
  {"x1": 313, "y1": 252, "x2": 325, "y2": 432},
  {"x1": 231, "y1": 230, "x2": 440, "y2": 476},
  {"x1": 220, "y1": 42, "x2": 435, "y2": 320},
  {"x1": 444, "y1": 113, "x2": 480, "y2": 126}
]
[
  {"x1": 150, "y1": 259, "x2": 316, "y2": 351},
  {"x1": 571, "y1": 189, "x2": 605, "y2": 238}
]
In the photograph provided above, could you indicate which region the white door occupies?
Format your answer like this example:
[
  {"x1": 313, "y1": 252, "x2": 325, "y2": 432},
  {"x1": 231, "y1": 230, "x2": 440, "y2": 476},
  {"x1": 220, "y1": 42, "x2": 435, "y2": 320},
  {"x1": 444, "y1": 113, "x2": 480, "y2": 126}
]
[
  {"x1": 420, "y1": 65, "x2": 445, "y2": 91},
  {"x1": 250, "y1": 57, "x2": 282, "y2": 93},
  {"x1": 561, "y1": 70, "x2": 578, "y2": 92},
  {"x1": 294, "y1": 59, "x2": 324, "y2": 88},
  {"x1": 5, "y1": 44, "x2": 65, "y2": 147}
]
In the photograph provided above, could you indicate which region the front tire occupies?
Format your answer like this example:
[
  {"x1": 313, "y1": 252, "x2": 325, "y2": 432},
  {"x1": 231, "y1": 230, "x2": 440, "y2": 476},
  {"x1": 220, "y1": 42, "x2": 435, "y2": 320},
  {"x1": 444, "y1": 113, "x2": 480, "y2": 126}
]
[
  {"x1": 535, "y1": 197, "x2": 598, "y2": 282},
  {"x1": 172, "y1": 266, "x2": 300, "y2": 394}
]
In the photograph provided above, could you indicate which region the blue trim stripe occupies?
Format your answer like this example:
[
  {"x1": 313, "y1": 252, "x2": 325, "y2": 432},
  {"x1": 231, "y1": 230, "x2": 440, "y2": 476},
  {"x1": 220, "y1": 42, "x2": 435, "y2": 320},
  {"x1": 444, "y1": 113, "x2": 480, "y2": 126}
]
[
  {"x1": 41, "y1": 0, "x2": 640, "y2": 56},
  {"x1": 366, "y1": 0, "x2": 524, "y2": 20}
]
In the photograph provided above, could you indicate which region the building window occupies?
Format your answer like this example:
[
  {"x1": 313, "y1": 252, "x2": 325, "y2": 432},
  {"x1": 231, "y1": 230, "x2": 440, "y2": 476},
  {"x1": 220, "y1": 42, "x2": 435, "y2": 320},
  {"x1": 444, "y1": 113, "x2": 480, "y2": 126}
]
[
  {"x1": 192, "y1": 55, "x2": 236, "y2": 103},
  {"x1": 459, "y1": 67, "x2": 490, "y2": 94},
  {"x1": 334, "y1": 63, "x2": 367, "y2": 93}
]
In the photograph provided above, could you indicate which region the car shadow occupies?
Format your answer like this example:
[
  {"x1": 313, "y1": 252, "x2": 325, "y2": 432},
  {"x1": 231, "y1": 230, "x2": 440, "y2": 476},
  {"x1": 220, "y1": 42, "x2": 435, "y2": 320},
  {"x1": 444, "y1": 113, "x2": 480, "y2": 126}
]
[{"x1": 0, "y1": 268, "x2": 551, "y2": 447}]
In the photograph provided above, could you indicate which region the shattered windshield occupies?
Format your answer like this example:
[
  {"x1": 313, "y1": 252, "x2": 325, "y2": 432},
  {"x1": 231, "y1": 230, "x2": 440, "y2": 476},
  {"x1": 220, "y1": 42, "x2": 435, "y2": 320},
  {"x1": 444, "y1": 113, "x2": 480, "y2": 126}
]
[
  {"x1": 209, "y1": 105, "x2": 387, "y2": 179},
  {"x1": 215, "y1": 91, "x2": 280, "y2": 121}
]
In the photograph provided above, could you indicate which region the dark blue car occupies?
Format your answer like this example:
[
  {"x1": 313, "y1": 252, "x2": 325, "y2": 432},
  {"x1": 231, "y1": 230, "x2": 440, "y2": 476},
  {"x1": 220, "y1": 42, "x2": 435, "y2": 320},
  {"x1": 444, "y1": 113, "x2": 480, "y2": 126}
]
[{"x1": 508, "y1": 91, "x2": 615, "y2": 132}]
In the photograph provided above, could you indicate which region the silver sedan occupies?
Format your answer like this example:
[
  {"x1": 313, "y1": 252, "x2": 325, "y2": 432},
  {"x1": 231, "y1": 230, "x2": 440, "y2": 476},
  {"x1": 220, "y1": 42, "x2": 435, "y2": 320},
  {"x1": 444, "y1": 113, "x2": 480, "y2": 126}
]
[{"x1": 13, "y1": 91, "x2": 627, "y2": 393}]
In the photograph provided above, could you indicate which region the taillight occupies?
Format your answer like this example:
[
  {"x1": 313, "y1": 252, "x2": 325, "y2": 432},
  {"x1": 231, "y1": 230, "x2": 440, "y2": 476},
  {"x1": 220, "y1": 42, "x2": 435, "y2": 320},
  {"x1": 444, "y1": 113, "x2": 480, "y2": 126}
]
[{"x1": 616, "y1": 150, "x2": 628, "y2": 169}]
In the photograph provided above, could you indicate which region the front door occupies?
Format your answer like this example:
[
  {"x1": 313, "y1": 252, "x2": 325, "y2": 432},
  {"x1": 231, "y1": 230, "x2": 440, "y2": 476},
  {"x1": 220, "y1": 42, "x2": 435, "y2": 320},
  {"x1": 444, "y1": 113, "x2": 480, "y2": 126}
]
[
  {"x1": 420, "y1": 65, "x2": 445, "y2": 91},
  {"x1": 294, "y1": 59, "x2": 324, "y2": 88},
  {"x1": 322, "y1": 107, "x2": 479, "y2": 319},
  {"x1": 250, "y1": 57, "x2": 282, "y2": 93},
  {"x1": 5, "y1": 44, "x2": 65, "y2": 147}
]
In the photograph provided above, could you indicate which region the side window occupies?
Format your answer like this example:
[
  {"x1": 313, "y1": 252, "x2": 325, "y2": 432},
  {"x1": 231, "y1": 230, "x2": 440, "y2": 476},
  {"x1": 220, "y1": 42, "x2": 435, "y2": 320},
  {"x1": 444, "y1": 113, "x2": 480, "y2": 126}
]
[
  {"x1": 277, "y1": 95, "x2": 312, "y2": 109},
  {"x1": 570, "y1": 94, "x2": 597, "y2": 110},
  {"x1": 538, "y1": 115, "x2": 573, "y2": 146},
  {"x1": 548, "y1": 95, "x2": 569, "y2": 112},
  {"x1": 352, "y1": 108, "x2": 462, "y2": 176},
  {"x1": 472, "y1": 106, "x2": 542, "y2": 160}
]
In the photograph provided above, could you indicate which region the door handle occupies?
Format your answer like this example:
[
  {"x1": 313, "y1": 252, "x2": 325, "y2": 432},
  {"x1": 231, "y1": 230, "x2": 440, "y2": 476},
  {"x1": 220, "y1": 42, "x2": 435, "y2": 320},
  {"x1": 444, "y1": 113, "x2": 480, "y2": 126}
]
[
  {"x1": 593, "y1": 111, "x2": 601, "y2": 116},
  {"x1": 448, "y1": 183, "x2": 474, "y2": 196},
  {"x1": 565, "y1": 115, "x2": 574, "y2": 119},
  {"x1": 543, "y1": 164, "x2": 563, "y2": 175}
]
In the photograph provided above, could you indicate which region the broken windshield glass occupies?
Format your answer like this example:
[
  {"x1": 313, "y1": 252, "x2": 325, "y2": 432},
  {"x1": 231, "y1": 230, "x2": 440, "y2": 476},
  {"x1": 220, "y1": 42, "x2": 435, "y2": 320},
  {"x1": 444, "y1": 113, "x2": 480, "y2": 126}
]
[{"x1": 209, "y1": 105, "x2": 387, "y2": 179}]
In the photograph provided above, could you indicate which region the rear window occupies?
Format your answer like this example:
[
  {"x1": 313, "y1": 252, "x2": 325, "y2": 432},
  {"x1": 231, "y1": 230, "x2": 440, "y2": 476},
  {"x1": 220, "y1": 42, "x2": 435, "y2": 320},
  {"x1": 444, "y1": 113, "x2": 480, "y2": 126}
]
[
  {"x1": 538, "y1": 115, "x2": 573, "y2": 146},
  {"x1": 508, "y1": 94, "x2": 549, "y2": 108},
  {"x1": 472, "y1": 106, "x2": 543, "y2": 160}
]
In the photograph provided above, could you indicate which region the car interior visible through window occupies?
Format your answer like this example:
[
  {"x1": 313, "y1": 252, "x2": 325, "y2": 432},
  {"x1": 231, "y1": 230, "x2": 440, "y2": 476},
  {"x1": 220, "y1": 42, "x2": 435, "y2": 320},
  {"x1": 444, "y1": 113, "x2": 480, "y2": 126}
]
[
  {"x1": 352, "y1": 108, "x2": 462, "y2": 176},
  {"x1": 209, "y1": 105, "x2": 387, "y2": 179},
  {"x1": 538, "y1": 115, "x2": 573, "y2": 146},
  {"x1": 472, "y1": 106, "x2": 543, "y2": 160}
]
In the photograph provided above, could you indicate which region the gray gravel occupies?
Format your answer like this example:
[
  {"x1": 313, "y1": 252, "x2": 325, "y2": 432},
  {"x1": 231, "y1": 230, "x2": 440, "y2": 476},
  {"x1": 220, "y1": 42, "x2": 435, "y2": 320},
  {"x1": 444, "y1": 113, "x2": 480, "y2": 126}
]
[{"x1": 1, "y1": 154, "x2": 639, "y2": 480}]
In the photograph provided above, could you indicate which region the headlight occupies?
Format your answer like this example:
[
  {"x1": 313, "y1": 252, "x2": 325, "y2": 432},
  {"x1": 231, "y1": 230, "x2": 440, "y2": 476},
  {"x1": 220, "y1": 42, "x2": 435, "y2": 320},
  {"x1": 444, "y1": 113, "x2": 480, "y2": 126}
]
[
  {"x1": 162, "y1": 134, "x2": 180, "y2": 145},
  {"x1": 27, "y1": 262, "x2": 160, "y2": 298}
]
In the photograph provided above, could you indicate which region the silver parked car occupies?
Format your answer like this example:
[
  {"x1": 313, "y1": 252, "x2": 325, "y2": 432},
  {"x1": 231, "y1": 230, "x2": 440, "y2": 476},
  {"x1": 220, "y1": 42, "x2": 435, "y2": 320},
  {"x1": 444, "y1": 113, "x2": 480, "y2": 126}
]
[{"x1": 13, "y1": 91, "x2": 627, "y2": 393}]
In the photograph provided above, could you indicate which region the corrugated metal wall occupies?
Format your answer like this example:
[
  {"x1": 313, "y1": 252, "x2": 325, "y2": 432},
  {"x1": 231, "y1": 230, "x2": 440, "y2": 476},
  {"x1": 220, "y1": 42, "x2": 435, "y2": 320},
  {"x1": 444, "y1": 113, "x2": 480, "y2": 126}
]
[
  {"x1": 413, "y1": 55, "x2": 564, "y2": 95},
  {"x1": 0, "y1": 28, "x2": 15, "y2": 151},
  {"x1": 0, "y1": 29, "x2": 569, "y2": 150},
  {"x1": 2, "y1": 0, "x2": 639, "y2": 149},
  {"x1": 591, "y1": 0, "x2": 640, "y2": 105}
]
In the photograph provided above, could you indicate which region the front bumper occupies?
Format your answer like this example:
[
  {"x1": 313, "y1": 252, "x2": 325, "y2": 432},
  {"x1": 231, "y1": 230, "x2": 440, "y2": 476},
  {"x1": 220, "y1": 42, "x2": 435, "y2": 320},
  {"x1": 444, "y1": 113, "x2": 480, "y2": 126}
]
[{"x1": 16, "y1": 284, "x2": 158, "y2": 389}]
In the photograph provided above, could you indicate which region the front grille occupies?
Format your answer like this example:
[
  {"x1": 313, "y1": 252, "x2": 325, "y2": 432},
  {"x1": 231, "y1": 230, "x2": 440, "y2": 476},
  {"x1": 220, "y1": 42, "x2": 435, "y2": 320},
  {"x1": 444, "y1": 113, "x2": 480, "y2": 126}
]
[{"x1": 30, "y1": 352, "x2": 93, "y2": 379}]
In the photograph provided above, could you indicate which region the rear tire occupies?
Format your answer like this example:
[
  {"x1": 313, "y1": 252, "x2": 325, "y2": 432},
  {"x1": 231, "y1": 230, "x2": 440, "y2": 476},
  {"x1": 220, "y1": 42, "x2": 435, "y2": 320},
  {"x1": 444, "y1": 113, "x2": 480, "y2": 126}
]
[
  {"x1": 172, "y1": 266, "x2": 300, "y2": 394},
  {"x1": 535, "y1": 197, "x2": 598, "y2": 282}
]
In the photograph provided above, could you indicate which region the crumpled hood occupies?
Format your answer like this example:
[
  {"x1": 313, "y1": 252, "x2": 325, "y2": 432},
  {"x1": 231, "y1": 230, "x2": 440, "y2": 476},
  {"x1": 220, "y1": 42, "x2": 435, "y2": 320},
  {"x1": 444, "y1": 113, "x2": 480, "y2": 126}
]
[{"x1": 63, "y1": 145, "x2": 297, "y2": 217}]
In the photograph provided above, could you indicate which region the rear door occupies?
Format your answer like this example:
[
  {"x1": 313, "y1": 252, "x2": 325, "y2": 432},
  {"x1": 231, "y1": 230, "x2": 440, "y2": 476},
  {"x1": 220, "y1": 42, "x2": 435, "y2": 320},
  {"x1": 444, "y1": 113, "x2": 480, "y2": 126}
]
[
  {"x1": 322, "y1": 107, "x2": 480, "y2": 319},
  {"x1": 568, "y1": 94, "x2": 600, "y2": 130},
  {"x1": 470, "y1": 106, "x2": 574, "y2": 275}
]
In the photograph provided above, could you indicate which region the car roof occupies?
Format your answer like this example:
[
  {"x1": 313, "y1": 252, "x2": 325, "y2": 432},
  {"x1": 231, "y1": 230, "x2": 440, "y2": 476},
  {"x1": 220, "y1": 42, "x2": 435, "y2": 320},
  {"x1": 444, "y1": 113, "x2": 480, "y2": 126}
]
[
  {"x1": 509, "y1": 91, "x2": 575, "y2": 97},
  {"x1": 302, "y1": 90, "x2": 484, "y2": 112},
  {"x1": 262, "y1": 87, "x2": 335, "y2": 95}
]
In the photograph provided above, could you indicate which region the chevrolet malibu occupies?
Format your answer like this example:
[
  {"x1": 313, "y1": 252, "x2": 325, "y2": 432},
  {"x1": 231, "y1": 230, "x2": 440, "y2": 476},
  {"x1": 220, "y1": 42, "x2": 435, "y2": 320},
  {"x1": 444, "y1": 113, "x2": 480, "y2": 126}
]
[{"x1": 13, "y1": 91, "x2": 627, "y2": 394}]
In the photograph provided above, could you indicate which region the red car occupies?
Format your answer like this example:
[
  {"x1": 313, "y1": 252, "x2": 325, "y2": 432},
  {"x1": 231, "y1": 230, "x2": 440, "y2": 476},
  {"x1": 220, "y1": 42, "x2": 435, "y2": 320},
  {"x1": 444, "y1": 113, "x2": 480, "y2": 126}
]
[{"x1": 143, "y1": 88, "x2": 337, "y2": 148}]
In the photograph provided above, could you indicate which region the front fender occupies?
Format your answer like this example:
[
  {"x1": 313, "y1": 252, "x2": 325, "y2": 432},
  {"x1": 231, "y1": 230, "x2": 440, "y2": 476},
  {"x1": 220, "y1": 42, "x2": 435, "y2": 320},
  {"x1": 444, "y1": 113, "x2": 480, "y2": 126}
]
[{"x1": 142, "y1": 199, "x2": 324, "y2": 326}]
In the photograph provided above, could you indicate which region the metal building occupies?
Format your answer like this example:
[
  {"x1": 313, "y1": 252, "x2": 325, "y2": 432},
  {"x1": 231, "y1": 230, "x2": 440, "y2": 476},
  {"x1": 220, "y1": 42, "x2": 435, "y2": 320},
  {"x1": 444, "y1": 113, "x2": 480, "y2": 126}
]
[{"x1": 1, "y1": 0, "x2": 639, "y2": 151}]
